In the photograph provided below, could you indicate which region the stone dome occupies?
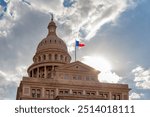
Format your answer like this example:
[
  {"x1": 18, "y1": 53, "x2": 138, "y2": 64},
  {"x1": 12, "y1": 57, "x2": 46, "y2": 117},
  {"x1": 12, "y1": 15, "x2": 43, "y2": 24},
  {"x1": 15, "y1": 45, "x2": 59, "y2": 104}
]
[
  {"x1": 27, "y1": 18, "x2": 71, "y2": 78},
  {"x1": 36, "y1": 18, "x2": 68, "y2": 53},
  {"x1": 36, "y1": 34, "x2": 68, "y2": 53},
  {"x1": 32, "y1": 18, "x2": 71, "y2": 63}
]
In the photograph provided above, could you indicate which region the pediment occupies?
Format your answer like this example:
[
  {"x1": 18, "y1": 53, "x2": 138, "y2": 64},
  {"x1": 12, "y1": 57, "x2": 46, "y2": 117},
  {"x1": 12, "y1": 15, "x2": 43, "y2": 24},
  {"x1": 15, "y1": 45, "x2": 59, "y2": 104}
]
[{"x1": 57, "y1": 61, "x2": 100, "y2": 74}]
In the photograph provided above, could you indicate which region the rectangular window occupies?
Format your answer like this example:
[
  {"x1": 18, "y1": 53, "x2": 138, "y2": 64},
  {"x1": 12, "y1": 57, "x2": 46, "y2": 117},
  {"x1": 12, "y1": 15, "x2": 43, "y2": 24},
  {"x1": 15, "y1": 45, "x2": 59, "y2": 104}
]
[
  {"x1": 59, "y1": 89, "x2": 69, "y2": 95},
  {"x1": 32, "y1": 89, "x2": 36, "y2": 98},
  {"x1": 59, "y1": 91, "x2": 63, "y2": 94},
  {"x1": 72, "y1": 90, "x2": 83, "y2": 95},
  {"x1": 31, "y1": 88, "x2": 41, "y2": 98},
  {"x1": 64, "y1": 74, "x2": 69, "y2": 80},
  {"x1": 86, "y1": 91, "x2": 96, "y2": 96},
  {"x1": 99, "y1": 92, "x2": 109, "y2": 99},
  {"x1": 86, "y1": 76, "x2": 90, "y2": 80},
  {"x1": 73, "y1": 76, "x2": 76, "y2": 80},
  {"x1": 45, "y1": 89, "x2": 55, "y2": 99},
  {"x1": 112, "y1": 94, "x2": 121, "y2": 100}
]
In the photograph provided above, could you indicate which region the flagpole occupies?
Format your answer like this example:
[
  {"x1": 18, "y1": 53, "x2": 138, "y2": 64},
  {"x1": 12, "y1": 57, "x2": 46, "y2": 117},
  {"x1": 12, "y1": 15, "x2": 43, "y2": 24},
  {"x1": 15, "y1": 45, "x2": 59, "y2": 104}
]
[
  {"x1": 75, "y1": 1, "x2": 78, "y2": 62},
  {"x1": 75, "y1": 40, "x2": 76, "y2": 61}
]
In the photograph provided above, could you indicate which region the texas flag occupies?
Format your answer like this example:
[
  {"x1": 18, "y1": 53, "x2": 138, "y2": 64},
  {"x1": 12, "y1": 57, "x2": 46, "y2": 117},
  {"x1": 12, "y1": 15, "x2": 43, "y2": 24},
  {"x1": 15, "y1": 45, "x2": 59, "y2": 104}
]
[{"x1": 76, "y1": 40, "x2": 85, "y2": 47}]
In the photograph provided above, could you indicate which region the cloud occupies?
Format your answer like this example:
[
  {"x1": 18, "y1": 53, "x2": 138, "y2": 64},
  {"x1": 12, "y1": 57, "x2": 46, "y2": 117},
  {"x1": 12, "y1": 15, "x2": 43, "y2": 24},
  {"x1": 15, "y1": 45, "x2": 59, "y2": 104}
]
[
  {"x1": 0, "y1": 0, "x2": 141, "y2": 100},
  {"x1": 0, "y1": 0, "x2": 137, "y2": 49},
  {"x1": 81, "y1": 57, "x2": 150, "y2": 99},
  {"x1": 129, "y1": 92, "x2": 144, "y2": 100},
  {"x1": 0, "y1": 70, "x2": 17, "y2": 99},
  {"x1": 29, "y1": 0, "x2": 64, "y2": 15},
  {"x1": 132, "y1": 66, "x2": 150, "y2": 89},
  {"x1": 120, "y1": 66, "x2": 150, "y2": 100},
  {"x1": 81, "y1": 56, "x2": 122, "y2": 83},
  {"x1": 0, "y1": 66, "x2": 27, "y2": 99},
  {"x1": 0, "y1": 0, "x2": 21, "y2": 37}
]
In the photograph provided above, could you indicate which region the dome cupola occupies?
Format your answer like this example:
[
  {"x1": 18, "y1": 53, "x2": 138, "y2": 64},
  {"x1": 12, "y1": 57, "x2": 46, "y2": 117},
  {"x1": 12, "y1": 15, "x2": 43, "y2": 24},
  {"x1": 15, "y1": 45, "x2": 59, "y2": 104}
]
[{"x1": 47, "y1": 14, "x2": 57, "y2": 35}]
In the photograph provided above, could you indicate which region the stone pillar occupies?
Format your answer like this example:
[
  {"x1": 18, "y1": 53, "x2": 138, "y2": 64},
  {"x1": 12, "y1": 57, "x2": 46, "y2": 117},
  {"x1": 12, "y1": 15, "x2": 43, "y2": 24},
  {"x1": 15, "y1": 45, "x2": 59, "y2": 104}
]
[
  {"x1": 42, "y1": 87, "x2": 45, "y2": 98},
  {"x1": 37, "y1": 67, "x2": 39, "y2": 78},
  {"x1": 32, "y1": 70, "x2": 33, "y2": 78},
  {"x1": 109, "y1": 92, "x2": 111, "y2": 99},
  {"x1": 44, "y1": 66, "x2": 47, "y2": 78},
  {"x1": 120, "y1": 93, "x2": 123, "y2": 100},
  {"x1": 56, "y1": 88, "x2": 59, "y2": 96},
  {"x1": 70, "y1": 89, "x2": 72, "y2": 95},
  {"x1": 52, "y1": 54, "x2": 54, "y2": 61},
  {"x1": 96, "y1": 91, "x2": 99, "y2": 96},
  {"x1": 83, "y1": 90, "x2": 86, "y2": 95},
  {"x1": 46, "y1": 54, "x2": 48, "y2": 61}
]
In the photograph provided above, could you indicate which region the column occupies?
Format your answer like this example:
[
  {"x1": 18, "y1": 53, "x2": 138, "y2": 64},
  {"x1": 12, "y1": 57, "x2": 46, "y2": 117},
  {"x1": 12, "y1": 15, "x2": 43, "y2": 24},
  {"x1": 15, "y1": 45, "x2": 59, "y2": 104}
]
[
  {"x1": 70, "y1": 89, "x2": 72, "y2": 95},
  {"x1": 56, "y1": 88, "x2": 59, "y2": 96},
  {"x1": 44, "y1": 66, "x2": 47, "y2": 78},
  {"x1": 52, "y1": 54, "x2": 54, "y2": 61},
  {"x1": 83, "y1": 90, "x2": 86, "y2": 95},
  {"x1": 109, "y1": 92, "x2": 111, "y2": 100},
  {"x1": 40, "y1": 87, "x2": 44, "y2": 99},
  {"x1": 120, "y1": 93, "x2": 123, "y2": 100},
  {"x1": 32, "y1": 70, "x2": 33, "y2": 78},
  {"x1": 36, "y1": 67, "x2": 39, "y2": 78},
  {"x1": 96, "y1": 91, "x2": 99, "y2": 96}
]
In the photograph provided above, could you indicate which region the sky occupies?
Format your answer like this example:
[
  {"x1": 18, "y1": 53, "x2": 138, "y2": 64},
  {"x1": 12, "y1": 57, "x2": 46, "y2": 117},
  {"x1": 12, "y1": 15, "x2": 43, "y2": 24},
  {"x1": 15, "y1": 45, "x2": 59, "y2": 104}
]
[{"x1": 0, "y1": 0, "x2": 150, "y2": 100}]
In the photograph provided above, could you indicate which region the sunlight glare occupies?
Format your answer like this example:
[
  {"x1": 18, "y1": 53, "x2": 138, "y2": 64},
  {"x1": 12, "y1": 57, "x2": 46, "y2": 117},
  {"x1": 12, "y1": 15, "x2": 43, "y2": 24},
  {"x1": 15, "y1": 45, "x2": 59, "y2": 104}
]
[
  {"x1": 82, "y1": 56, "x2": 112, "y2": 72},
  {"x1": 82, "y1": 56, "x2": 121, "y2": 83}
]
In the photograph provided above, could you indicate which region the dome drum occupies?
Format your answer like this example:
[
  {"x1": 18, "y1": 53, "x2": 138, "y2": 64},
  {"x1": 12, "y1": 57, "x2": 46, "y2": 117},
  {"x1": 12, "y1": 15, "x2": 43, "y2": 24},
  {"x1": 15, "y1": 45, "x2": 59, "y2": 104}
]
[{"x1": 33, "y1": 53, "x2": 71, "y2": 64}]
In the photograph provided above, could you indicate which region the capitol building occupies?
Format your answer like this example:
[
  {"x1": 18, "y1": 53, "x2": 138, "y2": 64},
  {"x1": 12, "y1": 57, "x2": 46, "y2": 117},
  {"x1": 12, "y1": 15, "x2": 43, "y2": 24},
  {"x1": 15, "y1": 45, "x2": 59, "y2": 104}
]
[{"x1": 16, "y1": 17, "x2": 130, "y2": 100}]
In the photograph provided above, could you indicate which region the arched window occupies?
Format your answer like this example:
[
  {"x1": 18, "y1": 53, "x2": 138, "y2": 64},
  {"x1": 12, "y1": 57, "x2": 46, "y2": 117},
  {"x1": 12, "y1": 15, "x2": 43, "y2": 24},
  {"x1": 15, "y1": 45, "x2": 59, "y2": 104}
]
[
  {"x1": 35, "y1": 58, "x2": 37, "y2": 63},
  {"x1": 49, "y1": 54, "x2": 52, "y2": 60},
  {"x1": 55, "y1": 54, "x2": 58, "y2": 60},
  {"x1": 38, "y1": 56, "x2": 41, "y2": 62},
  {"x1": 60, "y1": 55, "x2": 63, "y2": 61},
  {"x1": 43, "y1": 55, "x2": 46, "y2": 60},
  {"x1": 30, "y1": 71, "x2": 32, "y2": 77},
  {"x1": 65, "y1": 57, "x2": 67, "y2": 62}
]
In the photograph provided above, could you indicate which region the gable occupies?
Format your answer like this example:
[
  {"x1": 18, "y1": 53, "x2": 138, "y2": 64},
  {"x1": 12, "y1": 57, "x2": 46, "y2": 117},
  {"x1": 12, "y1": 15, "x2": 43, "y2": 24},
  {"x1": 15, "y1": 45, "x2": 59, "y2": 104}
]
[{"x1": 57, "y1": 61, "x2": 100, "y2": 74}]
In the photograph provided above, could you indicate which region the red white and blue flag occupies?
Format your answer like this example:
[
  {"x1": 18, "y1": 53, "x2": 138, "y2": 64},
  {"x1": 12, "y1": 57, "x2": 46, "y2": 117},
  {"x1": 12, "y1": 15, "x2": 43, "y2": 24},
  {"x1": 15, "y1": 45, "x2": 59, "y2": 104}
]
[
  {"x1": 75, "y1": 40, "x2": 85, "y2": 61},
  {"x1": 76, "y1": 40, "x2": 85, "y2": 47}
]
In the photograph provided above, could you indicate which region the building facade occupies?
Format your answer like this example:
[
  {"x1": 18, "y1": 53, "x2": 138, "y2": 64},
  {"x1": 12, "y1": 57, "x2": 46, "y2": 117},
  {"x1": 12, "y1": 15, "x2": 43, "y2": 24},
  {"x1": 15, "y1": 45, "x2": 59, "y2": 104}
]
[{"x1": 16, "y1": 18, "x2": 130, "y2": 100}]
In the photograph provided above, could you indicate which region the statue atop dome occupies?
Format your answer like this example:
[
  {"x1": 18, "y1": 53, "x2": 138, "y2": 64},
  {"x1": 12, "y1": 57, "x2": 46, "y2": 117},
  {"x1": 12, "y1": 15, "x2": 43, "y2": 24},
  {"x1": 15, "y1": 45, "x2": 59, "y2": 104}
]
[{"x1": 51, "y1": 13, "x2": 53, "y2": 21}]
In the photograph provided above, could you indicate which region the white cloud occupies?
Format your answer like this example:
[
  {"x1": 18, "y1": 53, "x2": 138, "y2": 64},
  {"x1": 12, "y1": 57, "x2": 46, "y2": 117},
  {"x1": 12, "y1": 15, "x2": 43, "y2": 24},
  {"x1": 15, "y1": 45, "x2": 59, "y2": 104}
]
[
  {"x1": 0, "y1": 0, "x2": 137, "y2": 49},
  {"x1": 132, "y1": 66, "x2": 150, "y2": 89},
  {"x1": 129, "y1": 92, "x2": 144, "y2": 100},
  {"x1": 30, "y1": 0, "x2": 64, "y2": 15},
  {"x1": 81, "y1": 56, "x2": 122, "y2": 83},
  {"x1": 0, "y1": 0, "x2": 140, "y2": 99},
  {"x1": 0, "y1": 66, "x2": 27, "y2": 99},
  {"x1": 0, "y1": 70, "x2": 7, "y2": 77},
  {"x1": 0, "y1": 0, "x2": 21, "y2": 37},
  {"x1": 6, "y1": 66, "x2": 27, "y2": 83},
  {"x1": 99, "y1": 71, "x2": 122, "y2": 83}
]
